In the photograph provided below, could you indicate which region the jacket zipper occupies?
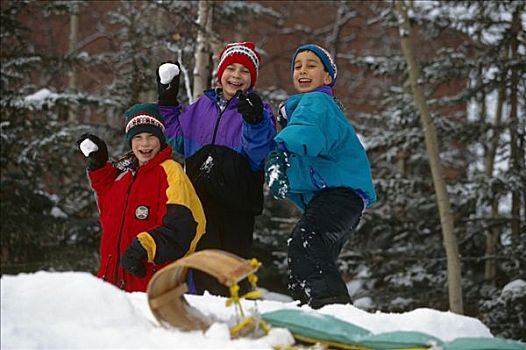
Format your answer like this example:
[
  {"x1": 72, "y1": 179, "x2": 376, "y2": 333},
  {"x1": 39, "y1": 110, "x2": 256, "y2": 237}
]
[
  {"x1": 113, "y1": 173, "x2": 136, "y2": 288},
  {"x1": 211, "y1": 95, "x2": 238, "y2": 145}
]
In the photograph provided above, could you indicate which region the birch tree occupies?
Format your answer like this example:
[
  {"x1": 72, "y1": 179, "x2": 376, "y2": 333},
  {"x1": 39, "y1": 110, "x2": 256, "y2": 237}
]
[
  {"x1": 394, "y1": 0, "x2": 463, "y2": 314},
  {"x1": 193, "y1": 0, "x2": 214, "y2": 100}
]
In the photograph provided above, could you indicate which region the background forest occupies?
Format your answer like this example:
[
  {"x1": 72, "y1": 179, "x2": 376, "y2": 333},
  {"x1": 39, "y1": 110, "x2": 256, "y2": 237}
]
[{"x1": 1, "y1": 0, "x2": 525, "y2": 341}]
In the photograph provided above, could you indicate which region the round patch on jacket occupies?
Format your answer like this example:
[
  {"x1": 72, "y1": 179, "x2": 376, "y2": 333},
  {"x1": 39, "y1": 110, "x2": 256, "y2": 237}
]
[{"x1": 135, "y1": 205, "x2": 149, "y2": 220}]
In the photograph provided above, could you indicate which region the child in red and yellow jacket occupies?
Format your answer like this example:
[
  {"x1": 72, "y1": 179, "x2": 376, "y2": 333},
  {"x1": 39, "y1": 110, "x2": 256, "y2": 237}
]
[{"x1": 78, "y1": 103, "x2": 206, "y2": 292}]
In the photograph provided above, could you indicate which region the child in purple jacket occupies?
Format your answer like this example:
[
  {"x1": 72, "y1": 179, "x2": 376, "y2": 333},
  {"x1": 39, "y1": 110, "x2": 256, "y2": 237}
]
[{"x1": 156, "y1": 42, "x2": 276, "y2": 294}]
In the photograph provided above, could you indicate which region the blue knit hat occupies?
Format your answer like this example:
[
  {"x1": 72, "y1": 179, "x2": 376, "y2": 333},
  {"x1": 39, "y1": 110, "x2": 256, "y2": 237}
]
[
  {"x1": 291, "y1": 44, "x2": 338, "y2": 87},
  {"x1": 123, "y1": 103, "x2": 166, "y2": 147}
]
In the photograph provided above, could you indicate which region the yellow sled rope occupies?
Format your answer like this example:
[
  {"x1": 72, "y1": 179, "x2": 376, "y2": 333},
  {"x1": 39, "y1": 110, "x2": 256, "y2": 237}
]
[
  {"x1": 226, "y1": 259, "x2": 270, "y2": 338},
  {"x1": 146, "y1": 249, "x2": 269, "y2": 337}
]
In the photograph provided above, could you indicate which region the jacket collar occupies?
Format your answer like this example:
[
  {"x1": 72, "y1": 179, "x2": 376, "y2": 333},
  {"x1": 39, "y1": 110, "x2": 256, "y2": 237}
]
[
  {"x1": 313, "y1": 85, "x2": 333, "y2": 96},
  {"x1": 283, "y1": 85, "x2": 334, "y2": 118},
  {"x1": 136, "y1": 145, "x2": 172, "y2": 173}
]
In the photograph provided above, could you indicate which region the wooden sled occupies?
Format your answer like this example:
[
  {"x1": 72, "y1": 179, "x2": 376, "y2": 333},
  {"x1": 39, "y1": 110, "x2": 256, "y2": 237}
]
[{"x1": 146, "y1": 249, "x2": 263, "y2": 332}]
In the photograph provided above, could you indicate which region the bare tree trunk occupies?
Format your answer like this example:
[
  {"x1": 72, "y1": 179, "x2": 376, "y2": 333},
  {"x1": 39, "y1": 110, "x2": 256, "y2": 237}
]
[
  {"x1": 394, "y1": 0, "x2": 463, "y2": 314},
  {"x1": 67, "y1": 2, "x2": 79, "y2": 122},
  {"x1": 484, "y1": 76, "x2": 505, "y2": 285},
  {"x1": 193, "y1": 0, "x2": 213, "y2": 101},
  {"x1": 508, "y1": 7, "x2": 522, "y2": 244}
]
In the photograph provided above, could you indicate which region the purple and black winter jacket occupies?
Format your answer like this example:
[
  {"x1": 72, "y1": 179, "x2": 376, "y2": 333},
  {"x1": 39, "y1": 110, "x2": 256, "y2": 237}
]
[{"x1": 159, "y1": 89, "x2": 276, "y2": 215}]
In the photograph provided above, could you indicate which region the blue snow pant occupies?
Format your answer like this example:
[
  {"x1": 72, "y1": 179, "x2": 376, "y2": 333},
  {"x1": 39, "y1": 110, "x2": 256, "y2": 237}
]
[{"x1": 287, "y1": 187, "x2": 363, "y2": 309}]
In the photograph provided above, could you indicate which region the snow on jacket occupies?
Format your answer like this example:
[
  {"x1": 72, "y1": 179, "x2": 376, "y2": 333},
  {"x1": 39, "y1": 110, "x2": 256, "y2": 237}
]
[
  {"x1": 88, "y1": 146, "x2": 206, "y2": 292},
  {"x1": 275, "y1": 86, "x2": 377, "y2": 210},
  {"x1": 160, "y1": 89, "x2": 276, "y2": 215}
]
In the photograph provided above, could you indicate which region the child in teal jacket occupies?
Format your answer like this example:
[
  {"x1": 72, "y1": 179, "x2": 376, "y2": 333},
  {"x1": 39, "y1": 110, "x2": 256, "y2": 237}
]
[{"x1": 266, "y1": 44, "x2": 376, "y2": 309}]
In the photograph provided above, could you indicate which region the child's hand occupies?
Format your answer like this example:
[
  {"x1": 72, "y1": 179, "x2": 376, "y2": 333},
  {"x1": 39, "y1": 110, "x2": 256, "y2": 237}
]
[
  {"x1": 157, "y1": 62, "x2": 180, "y2": 106},
  {"x1": 76, "y1": 133, "x2": 108, "y2": 171},
  {"x1": 265, "y1": 150, "x2": 289, "y2": 200},
  {"x1": 121, "y1": 239, "x2": 147, "y2": 278},
  {"x1": 237, "y1": 92, "x2": 264, "y2": 124}
]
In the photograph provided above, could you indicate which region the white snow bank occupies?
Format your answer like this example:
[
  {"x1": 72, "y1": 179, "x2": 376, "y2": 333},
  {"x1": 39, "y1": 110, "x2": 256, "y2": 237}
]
[{"x1": 1, "y1": 271, "x2": 493, "y2": 349}]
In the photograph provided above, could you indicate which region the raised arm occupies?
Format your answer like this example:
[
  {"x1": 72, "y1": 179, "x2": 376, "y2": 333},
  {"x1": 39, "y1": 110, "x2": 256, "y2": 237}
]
[{"x1": 157, "y1": 62, "x2": 185, "y2": 157}]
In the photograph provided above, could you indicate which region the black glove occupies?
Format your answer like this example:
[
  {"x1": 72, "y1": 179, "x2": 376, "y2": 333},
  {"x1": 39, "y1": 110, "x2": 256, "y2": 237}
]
[
  {"x1": 237, "y1": 92, "x2": 264, "y2": 124},
  {"x1": 121, "y1": 239, "x2": 147, "y2": 278},
  {"x1": 157, "y1": 61, "x2": 180, "y2": 106},
  {"x1": 76, "y1": 133, "x2": 108, "y2": 171}
]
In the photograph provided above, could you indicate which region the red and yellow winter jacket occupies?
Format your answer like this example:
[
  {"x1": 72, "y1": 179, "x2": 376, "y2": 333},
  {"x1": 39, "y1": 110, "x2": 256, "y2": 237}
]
[{"x1": 89, "y1": 146, "x2": 206, "y2": 292}]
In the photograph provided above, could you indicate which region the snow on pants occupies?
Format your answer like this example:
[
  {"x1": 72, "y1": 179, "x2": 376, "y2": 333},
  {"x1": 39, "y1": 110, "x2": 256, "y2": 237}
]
[{"x1": 287, "y1": 187, "x2": 363, "y2": 306}]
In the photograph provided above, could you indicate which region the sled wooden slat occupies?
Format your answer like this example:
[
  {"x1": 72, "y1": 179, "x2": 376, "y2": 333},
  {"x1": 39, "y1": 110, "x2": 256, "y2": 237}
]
[
  {"x1": 172, "y1": 249, "x2": 256, "y2": 287},
  {"x1": 147, "y1": 249, "x2": 258, "y2": 331},
  {"x1": 149, "y1": 283, "x2": 188, "y2": 309}
]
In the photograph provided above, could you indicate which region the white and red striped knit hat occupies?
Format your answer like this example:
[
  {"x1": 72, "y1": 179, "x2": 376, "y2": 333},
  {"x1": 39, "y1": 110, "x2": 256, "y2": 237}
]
[{"x1": 217, "y1": 42, "x2": 260, "y2": 88}]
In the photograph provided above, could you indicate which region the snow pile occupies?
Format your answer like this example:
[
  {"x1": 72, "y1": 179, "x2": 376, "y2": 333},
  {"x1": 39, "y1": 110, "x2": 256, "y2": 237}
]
[{"x1": 1, "y1": 271, "x2": 494, "y2": 349}]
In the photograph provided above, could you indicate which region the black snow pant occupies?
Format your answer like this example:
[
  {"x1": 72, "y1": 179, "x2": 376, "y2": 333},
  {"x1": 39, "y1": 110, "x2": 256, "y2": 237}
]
[
  {"x1": 287, "y1": 187, "x2": 363, "y2": 309},
  {"x1": 193, "y1": 202, "x2": 255, "y2": 296}
]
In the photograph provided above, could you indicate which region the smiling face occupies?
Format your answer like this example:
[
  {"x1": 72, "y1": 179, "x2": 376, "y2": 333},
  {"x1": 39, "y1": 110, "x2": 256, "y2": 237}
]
[
  {"x1": 219, "y1": 62, "x2": 252, "y2": 100},
  {"x1": 131, "y1": 132, "x2": 161, "y2": 166},
  {"x1": 293, "y1": 50, "x2": 333, "y2": 93}
]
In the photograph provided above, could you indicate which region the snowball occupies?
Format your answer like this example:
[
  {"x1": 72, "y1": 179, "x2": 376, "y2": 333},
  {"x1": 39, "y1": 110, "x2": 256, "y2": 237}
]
[
  {"x1": 80, "y1": 138, "x2": 99, "y2": 157},
  {"x1": 158, "y1": 63, "x2": 180, "y2": 84}
]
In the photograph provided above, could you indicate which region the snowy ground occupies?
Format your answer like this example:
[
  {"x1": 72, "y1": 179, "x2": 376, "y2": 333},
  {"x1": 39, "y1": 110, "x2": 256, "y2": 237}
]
[{"x1": 1, "y1": 271, "x2": 496, "y2": 349}]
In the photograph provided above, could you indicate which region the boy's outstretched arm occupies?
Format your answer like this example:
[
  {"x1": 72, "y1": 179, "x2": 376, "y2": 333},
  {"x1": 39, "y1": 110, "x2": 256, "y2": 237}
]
[
  {"x1": 275, "y1": 118, "x2": 326, "y2": 157},
  {"x1": 274, "y1": 96, "x2": 330, "y2": 157}
]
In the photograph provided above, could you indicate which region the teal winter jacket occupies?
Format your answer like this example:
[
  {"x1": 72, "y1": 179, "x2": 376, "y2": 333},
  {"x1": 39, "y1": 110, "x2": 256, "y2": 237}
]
[{"x1": 275, "y1": 87, "x2": 376, "y2": 210}]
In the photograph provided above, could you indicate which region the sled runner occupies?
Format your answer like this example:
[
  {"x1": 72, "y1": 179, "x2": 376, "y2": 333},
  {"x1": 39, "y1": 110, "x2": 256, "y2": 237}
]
[{"x1": 147, "y1": 249, "x2": 269, "y2": 336}]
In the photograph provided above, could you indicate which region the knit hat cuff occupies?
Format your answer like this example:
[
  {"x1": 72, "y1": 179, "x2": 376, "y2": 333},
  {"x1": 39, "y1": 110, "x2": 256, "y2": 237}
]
[
  {"x1": 217, "y1": 42, "x2": 260, "y2": 88},
  {"x1": 125, "y1": 114, "x2": 165, "y2": 134},
  {"x1": 292, "y1": 44, "x2": 338, "y2": 87}
]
